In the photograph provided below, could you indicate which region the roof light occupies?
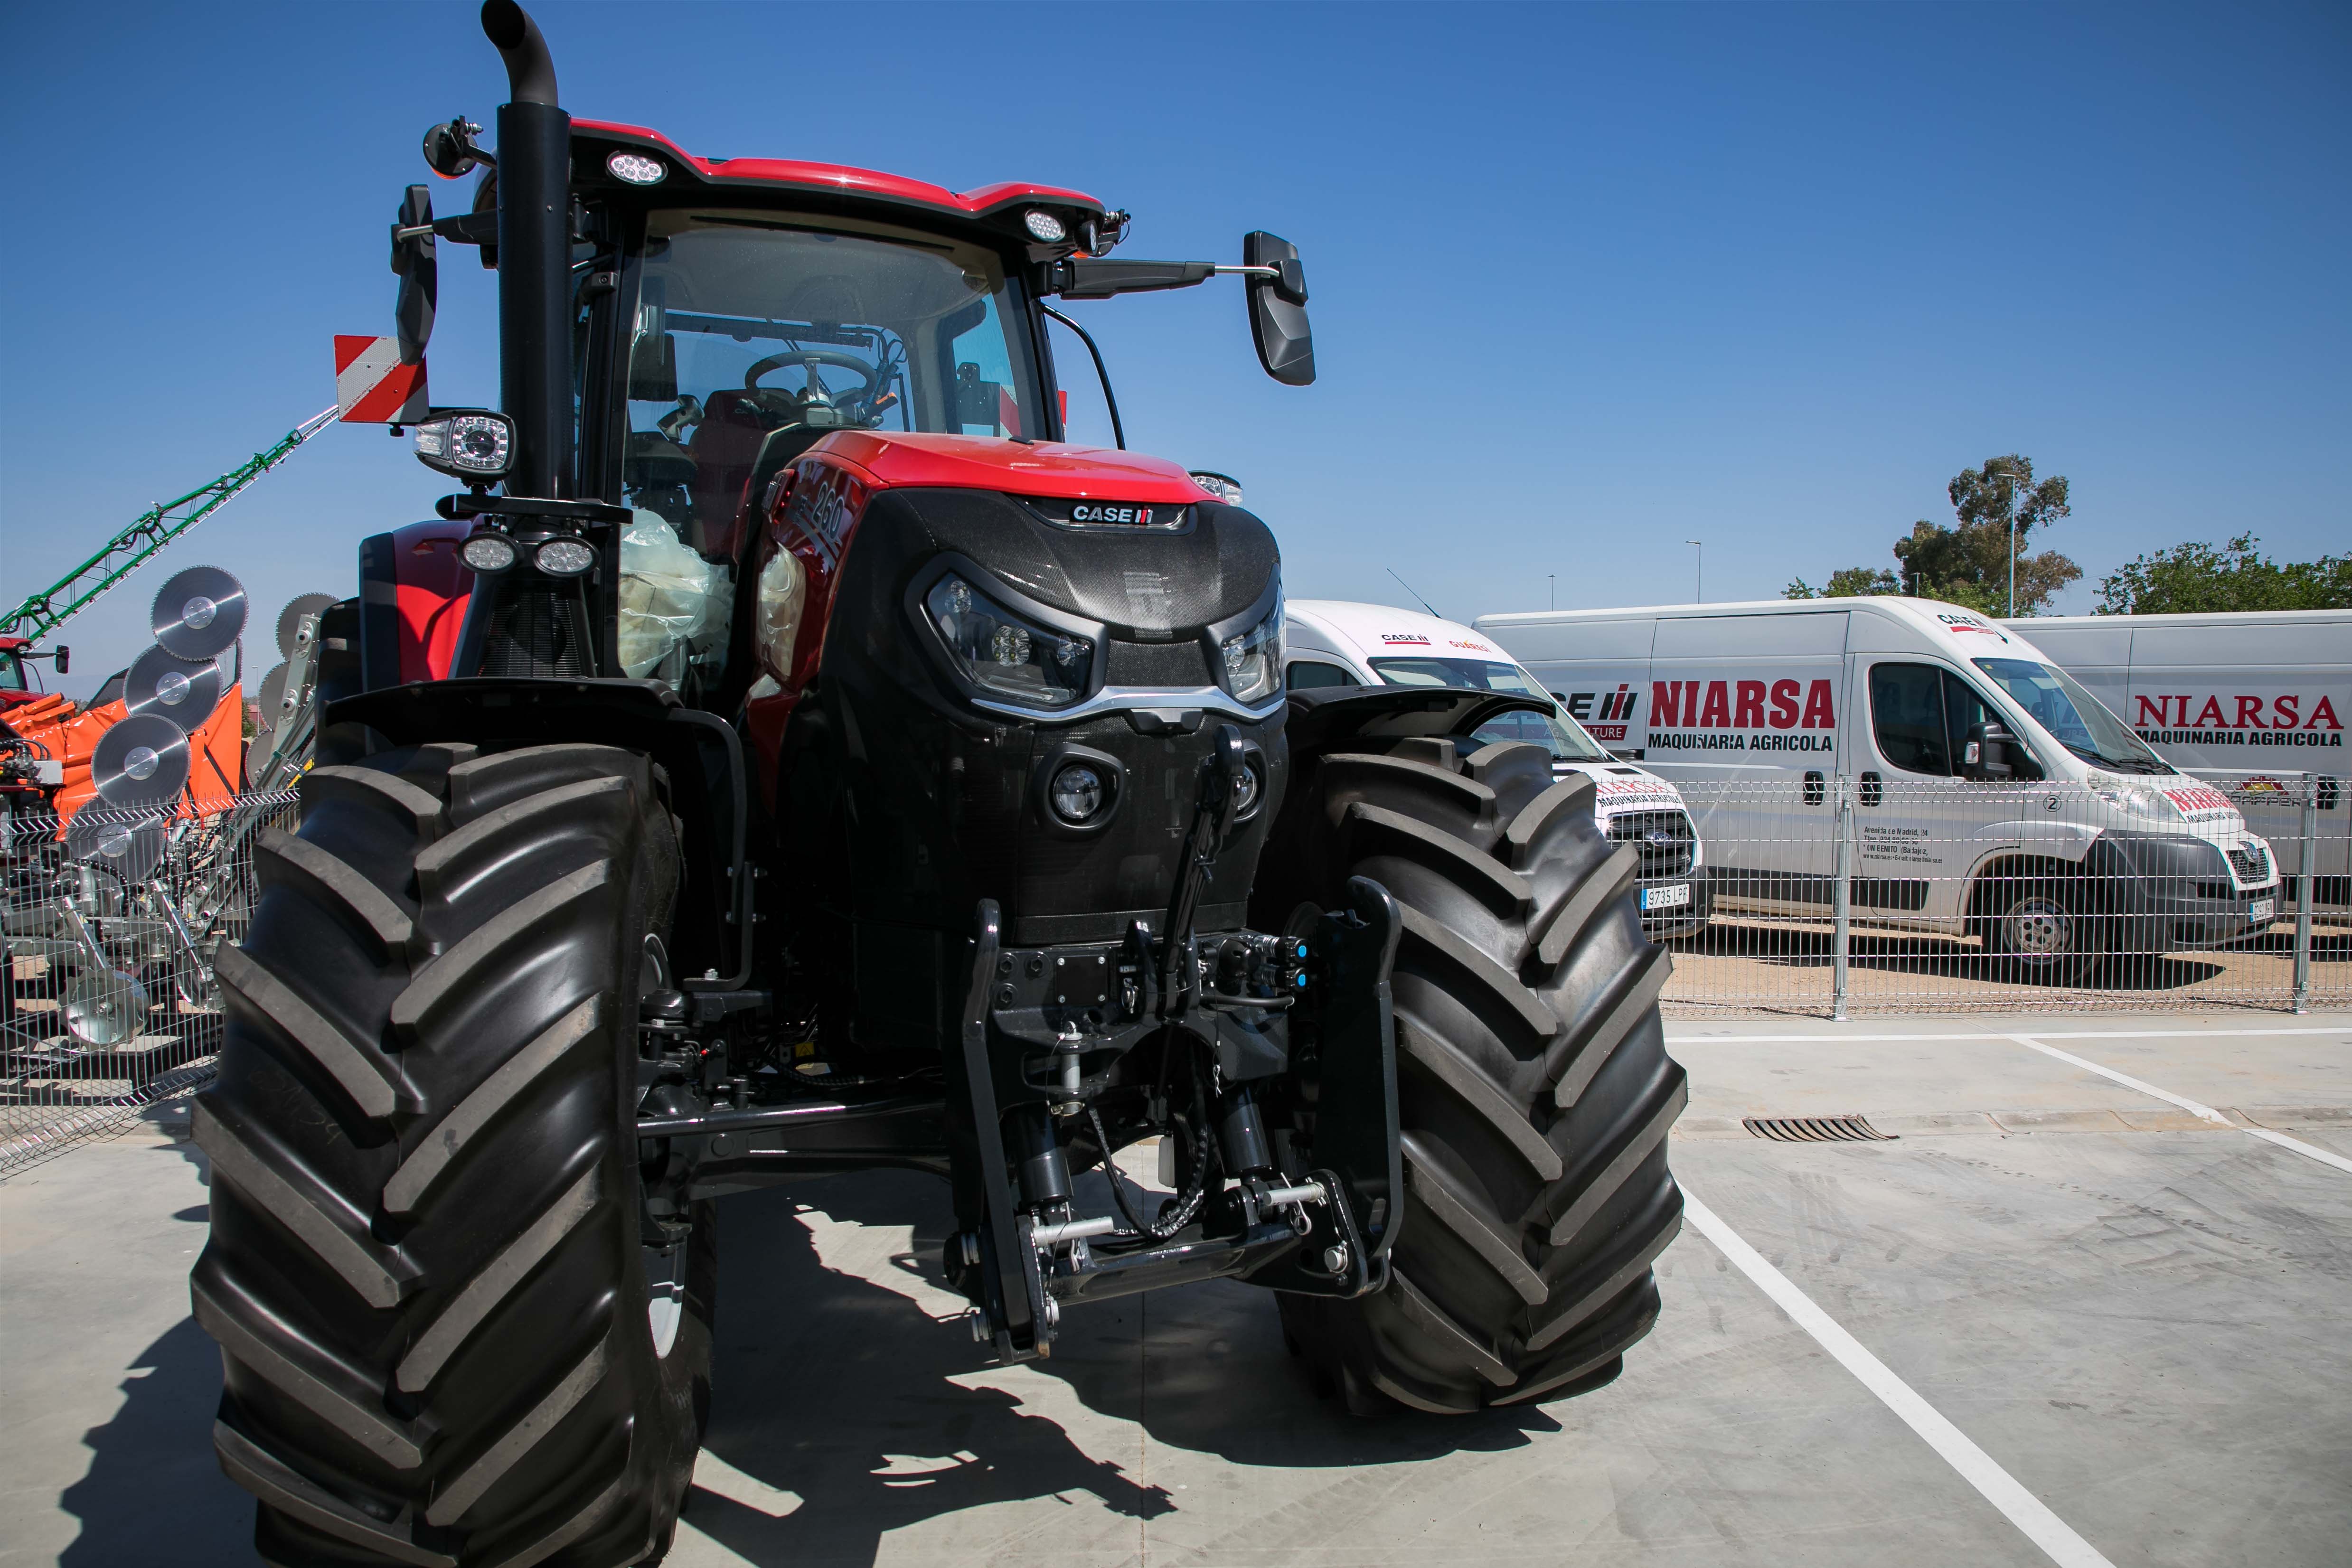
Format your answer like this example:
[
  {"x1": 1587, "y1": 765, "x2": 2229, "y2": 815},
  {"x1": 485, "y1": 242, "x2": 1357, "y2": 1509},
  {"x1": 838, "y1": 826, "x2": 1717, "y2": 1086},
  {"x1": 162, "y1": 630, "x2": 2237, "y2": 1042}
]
[
  {"x1": 607, "y1": 151, "x2": 667, "y2": 186},
  {"x1": 1023, "y1": 209, "x2": 1068, "y2": 244}
]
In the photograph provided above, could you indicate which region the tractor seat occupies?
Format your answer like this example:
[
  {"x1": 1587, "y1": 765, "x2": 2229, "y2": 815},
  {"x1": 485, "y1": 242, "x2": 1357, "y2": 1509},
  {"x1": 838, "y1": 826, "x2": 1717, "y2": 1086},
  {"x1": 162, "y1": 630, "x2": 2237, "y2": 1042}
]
[{"x1": 684, "y1": 390, "x2": 848, "y2": 563}]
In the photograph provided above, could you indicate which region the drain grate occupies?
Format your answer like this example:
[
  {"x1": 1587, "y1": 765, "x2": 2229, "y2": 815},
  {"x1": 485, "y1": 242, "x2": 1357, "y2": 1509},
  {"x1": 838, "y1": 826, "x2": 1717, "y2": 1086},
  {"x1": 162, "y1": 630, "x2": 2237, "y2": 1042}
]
[{"x1": 1743, "y1": 1115, "x2": 1897, "y2": 1143}]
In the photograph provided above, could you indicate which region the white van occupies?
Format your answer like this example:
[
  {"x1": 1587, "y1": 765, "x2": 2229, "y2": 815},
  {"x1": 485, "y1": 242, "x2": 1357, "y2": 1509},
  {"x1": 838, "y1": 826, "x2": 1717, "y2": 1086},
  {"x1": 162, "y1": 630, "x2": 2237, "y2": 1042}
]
[
  {"x1": 1999, "y1": 609, "x2": 2349, "y2": 912},
  {"x1": 1282, "y1": 600, "x2": 1710, "y2": 935},
  {"x1": 1471, "y1": 596, "x2": 2282, "y2": 974}
]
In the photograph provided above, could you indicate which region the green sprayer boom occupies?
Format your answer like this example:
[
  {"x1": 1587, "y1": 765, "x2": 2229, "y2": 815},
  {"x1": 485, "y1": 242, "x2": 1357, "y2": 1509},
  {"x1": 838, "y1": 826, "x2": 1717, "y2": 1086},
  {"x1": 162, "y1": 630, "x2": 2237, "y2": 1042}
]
[{"x1": 1, "y1": 406, "x2": 339, "y2": 641}]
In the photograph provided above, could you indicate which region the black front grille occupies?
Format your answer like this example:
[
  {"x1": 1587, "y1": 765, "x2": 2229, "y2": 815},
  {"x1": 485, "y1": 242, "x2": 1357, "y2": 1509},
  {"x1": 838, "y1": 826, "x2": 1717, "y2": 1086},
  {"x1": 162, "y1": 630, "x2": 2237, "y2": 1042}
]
[
  {"x1": 2226, "y1": 843, "x2": 2270, "y2": 884},
  {"x1": 1607, "y1": 810, "x2": 1696, "y2": 880},
  {"x1": 483, "y1": 585, "x2": 593, "y2": 679}
]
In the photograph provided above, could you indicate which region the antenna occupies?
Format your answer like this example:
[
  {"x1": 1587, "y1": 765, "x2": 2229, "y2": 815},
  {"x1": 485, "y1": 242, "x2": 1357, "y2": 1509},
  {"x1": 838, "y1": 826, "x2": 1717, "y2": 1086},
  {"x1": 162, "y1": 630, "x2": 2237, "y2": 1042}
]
[{"x1": 1386, "y1": 568, "x2": 1440, "y2": 620}]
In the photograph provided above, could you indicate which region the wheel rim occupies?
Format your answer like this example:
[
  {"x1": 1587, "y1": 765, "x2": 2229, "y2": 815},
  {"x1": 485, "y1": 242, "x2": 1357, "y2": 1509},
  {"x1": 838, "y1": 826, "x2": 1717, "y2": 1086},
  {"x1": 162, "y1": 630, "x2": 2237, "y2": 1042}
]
[{"x1": 2003, "y1": 896, "x2": 2074, "y2": 963}]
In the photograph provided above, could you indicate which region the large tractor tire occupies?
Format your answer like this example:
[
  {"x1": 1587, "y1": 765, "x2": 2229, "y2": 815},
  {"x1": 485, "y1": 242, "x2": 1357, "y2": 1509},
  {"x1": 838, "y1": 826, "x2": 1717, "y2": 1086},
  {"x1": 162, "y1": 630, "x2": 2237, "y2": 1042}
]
[
  {"x1": 193, "y1": 741, "x2": 714, "y2": 1568},
  {"x1": 1266, "y1": 738, "x2": 1687, "y2": 1414}
]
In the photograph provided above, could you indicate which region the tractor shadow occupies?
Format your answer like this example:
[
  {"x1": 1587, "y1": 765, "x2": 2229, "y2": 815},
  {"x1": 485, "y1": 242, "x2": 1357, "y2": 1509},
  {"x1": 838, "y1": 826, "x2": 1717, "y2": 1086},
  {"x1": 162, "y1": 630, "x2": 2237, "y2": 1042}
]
[
  {"x1": 695, "y1": 1169, "x2": 1557, "y2": 1563},
  {"x1": 56, "y1": 1127, "x2": 255, "y2": 1568}
]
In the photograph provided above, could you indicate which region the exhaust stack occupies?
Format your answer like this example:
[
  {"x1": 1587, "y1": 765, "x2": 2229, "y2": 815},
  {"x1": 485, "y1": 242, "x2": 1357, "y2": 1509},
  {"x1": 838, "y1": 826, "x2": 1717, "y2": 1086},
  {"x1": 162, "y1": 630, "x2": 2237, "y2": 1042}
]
[{"x1": 480, "y1": 0, "x2": 571, "y2": 498}]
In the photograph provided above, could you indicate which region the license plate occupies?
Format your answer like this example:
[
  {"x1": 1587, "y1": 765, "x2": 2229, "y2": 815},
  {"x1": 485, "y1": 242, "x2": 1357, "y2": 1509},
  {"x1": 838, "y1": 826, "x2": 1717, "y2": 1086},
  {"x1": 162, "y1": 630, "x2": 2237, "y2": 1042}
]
[
  {"x1": 1641, "y1": 883, "x2": 1692, "y2": 911},
  {"x1": 2249, "y1": 897, "x2": 2274, "y2": 922}
]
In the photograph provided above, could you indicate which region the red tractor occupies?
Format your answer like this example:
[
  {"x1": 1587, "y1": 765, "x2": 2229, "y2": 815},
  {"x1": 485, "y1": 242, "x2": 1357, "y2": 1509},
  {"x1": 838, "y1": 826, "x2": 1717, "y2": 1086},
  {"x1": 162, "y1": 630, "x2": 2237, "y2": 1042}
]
[{"x1": 193, "y1": 6, "x2": 1685, "y2": 1563}]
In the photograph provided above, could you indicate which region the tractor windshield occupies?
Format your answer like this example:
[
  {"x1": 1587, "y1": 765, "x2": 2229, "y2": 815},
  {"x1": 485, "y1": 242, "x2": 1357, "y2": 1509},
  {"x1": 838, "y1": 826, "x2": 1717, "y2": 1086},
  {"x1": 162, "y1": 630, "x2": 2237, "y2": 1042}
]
[{"x1": 622, "y1": 211, "x2": 1044, "y2": 557}]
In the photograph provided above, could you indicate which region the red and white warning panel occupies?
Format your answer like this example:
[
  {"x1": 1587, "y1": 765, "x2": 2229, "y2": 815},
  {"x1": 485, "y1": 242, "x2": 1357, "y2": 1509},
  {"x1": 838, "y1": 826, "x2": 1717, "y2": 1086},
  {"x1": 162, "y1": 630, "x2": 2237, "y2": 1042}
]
[{"x1": 334, "y1": 335, "x2": 429, "y2": 423}]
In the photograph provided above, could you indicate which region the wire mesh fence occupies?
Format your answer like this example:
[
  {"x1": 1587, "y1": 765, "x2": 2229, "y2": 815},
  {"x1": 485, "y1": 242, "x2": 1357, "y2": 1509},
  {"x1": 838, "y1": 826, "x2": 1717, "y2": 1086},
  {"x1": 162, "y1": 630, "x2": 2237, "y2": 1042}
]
[
  {"x1": 2, "y1": 789, "x2": 296, "y2": 1179},
  {"x1": 1655, "y1": 768, "x2": 2348, "y2": 1015}
]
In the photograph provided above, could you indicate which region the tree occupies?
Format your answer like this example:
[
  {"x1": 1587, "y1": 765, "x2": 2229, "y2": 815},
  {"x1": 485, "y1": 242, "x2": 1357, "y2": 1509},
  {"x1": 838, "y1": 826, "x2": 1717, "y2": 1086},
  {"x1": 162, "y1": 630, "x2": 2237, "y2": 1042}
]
[
  {"x1": 1783, "y1": 453, "x2": 2081, "y2": 614},
  {"x1": 2095, "y1": 533, "x2": 2352, "y2": 614},
  {"x1": 1785, "y1": 566, "x2": 1896, "y2": 599}
]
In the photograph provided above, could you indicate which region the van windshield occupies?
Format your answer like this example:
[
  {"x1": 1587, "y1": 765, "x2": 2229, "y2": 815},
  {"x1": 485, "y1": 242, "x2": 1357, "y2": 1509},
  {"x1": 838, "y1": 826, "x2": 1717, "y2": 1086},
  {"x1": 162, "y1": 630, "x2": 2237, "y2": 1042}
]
[
  {"x1": 1369, "y1": 656, "x2": 1613, "y2": 762},
  {"x1": 1974, "y1": 657, "x2": 2172, "y2": 774}
]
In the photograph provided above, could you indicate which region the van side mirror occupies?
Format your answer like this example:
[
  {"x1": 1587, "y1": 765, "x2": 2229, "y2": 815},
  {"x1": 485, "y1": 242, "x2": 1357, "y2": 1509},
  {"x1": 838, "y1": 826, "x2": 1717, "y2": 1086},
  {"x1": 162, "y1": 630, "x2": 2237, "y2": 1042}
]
[
  {"x1": 1964, "y1": 720, "x2": 2016, "y2": 780},
  {"x1": 53, "y1": 645, "x2": 68, "y2": 676},
  {"x1": 1243, "y1": 232, "x2": 1314, "y2": 386}
]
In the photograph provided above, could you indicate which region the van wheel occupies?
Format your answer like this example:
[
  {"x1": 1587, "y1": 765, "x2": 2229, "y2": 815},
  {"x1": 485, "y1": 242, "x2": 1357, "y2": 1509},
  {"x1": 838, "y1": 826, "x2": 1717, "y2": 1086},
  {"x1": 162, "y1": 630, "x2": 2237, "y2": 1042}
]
[
  {"x1": 1258, "y1": 737, "x2": 1687, "y2": 1414},
  {"x1": 1985, "y1": 872, "x2": 2099, "y2": 985},
  {"x1": 193, "y1": 742, "x2": 712, "y2": 1568}
]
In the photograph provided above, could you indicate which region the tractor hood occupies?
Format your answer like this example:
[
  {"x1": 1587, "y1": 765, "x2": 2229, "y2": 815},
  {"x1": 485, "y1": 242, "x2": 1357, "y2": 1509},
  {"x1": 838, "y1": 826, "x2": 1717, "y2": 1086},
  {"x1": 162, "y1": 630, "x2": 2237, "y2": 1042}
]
[{"x1": 813, "y1": 432, "x2": 1211, "y2": 506}]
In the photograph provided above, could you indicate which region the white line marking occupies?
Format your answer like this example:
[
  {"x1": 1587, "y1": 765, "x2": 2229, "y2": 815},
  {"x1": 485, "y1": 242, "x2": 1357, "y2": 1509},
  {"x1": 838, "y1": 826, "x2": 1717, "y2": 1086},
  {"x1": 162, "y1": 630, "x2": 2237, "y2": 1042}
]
[
  {"x1": 1681, "y1": 1189, "x2": 2117, "y2": 1568},
  {"x1": 2006, "y1": 1033, "x2": 2352, "y2": 1176},
  {"x1": 1666, "y1": 1025, "x2": 2351, "y2": 1044}
]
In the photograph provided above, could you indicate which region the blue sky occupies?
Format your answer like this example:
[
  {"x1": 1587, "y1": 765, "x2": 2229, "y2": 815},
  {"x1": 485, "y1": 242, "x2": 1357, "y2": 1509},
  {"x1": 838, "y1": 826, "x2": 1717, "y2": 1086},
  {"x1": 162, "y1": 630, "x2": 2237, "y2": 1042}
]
[{"x1": 5, "y1": 1, "x2": 2346, "y2": 692}]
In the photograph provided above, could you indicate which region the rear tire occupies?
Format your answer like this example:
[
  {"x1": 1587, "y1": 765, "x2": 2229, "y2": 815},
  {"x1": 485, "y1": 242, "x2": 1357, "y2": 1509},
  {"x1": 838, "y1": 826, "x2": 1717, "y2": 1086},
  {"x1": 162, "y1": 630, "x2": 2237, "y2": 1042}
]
[
  {"x1": 1261, "y1": 738, "x2": 1686, "y2": 1413},
  {"x1": 193, "y1": 741, "x2": 712, "y2": 1568}
]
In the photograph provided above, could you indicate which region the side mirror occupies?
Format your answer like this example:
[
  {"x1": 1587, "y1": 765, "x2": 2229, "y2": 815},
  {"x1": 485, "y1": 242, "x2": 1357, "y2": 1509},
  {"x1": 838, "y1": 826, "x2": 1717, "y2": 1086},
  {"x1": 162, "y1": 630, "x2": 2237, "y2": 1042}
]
[
  {"x1": 1243, "y1": 231, "x2": 1314, "y2": 386},
  {"x1": 54, "y1": 646, "x2": 68, "y2": 676},
  {"x1": 1964, "y1": 720, "x2": 2016, "y2": 780},
  {"x1": 391, "y1": 185, "x2": 437, "y2": 363}
]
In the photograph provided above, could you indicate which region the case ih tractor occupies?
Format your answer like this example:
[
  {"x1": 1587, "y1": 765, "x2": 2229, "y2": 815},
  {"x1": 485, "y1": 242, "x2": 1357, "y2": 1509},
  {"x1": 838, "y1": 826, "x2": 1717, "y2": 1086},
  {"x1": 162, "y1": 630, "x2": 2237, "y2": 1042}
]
[{"x1": 192, "y1": 6, "x2": 1685, "y2": 1563}]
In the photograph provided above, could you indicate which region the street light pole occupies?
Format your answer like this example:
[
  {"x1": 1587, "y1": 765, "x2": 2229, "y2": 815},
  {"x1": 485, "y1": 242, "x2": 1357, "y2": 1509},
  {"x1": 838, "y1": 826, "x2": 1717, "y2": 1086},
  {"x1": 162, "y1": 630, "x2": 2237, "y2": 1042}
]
[
  {"x1": 1687, "y1": 541, "x2": 1703, "y2": 603},
  {"x1": 2008, "y1": 514, "x2": 2016, "y2": 619}
]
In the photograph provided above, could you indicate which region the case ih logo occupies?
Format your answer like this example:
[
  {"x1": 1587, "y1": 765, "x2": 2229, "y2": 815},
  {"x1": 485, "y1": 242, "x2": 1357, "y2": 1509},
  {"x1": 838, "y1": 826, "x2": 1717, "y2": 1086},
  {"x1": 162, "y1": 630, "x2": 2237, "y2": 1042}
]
[
  {"x1": 1647, "y1": 678, "x2": 1836, "y2": 753},
  {"x1": 1563, "y1": 683, "x2": 1639, "y2": 742},
  {"x1": 2134, "y1": 693, "x2": 2344, "y2": 749},
  {"x1": 1380, "y1": 632, "x2": 1430, "y2": 646},
  {"x1": 1070, "y1": 503, "x2": 1155, "y2": 525}
]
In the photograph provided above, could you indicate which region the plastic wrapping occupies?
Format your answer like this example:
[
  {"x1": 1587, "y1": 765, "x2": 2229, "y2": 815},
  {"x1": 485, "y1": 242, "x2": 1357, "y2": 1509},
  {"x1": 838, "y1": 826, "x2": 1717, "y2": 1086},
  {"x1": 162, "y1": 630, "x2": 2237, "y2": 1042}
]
[
  {"x1": 619, "y1": 510, "x2": 731, "y2": 681},
  {"x1": 755, "y1": 545, "x2": 807, "y2": 686}
]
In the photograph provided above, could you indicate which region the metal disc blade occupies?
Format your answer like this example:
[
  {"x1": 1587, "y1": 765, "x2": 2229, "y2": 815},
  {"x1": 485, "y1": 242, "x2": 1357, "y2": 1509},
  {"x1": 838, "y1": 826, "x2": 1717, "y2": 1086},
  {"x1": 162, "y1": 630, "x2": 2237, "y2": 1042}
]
[
  {"x1": 151, "y1": 566, "x2": 248, "y2": 661},
  {"x1": 91, "y1": 715, "x2": 191, "y2": 806},
  {"x1": 276, "y1": 592, "x2": 339, "y2": 659},
  {"x1": 64, "y1": 806, "x2": 169, "y2": 883},
  {"x1": 124, "y1": 646, "x2": 223, "y2": 731},
  {"x1": 254, "y1": 662, "x2": 290, "y2": 734},
  {"x1": 63, "y1": 971, "x2": 151, "y2": 1047}
]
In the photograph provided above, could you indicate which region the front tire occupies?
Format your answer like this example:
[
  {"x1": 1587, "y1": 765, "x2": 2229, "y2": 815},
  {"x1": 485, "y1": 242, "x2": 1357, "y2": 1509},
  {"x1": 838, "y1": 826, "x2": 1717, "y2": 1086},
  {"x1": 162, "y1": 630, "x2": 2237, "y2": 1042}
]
[
  {"x1": 1261, "y1": 738, "x2": 1687, "y2": 1414},
  {"x1": 1983, "y1": 870, "x2": 2099, "y2": 985},
  {"x1": 193, "y1": 741, "x2": 711, "y2": 1568}
]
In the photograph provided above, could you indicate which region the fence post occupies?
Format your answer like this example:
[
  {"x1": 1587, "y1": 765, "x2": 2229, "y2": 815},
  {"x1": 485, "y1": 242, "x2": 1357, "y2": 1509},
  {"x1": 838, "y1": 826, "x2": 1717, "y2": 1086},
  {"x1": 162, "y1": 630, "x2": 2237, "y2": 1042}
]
[
  {"x1": 1833, "y1": 775, "x2": 1853, "y2": 1022},
  {"x1": 2294, "y1": 772, "x2": 2315, "y2": 1015}
]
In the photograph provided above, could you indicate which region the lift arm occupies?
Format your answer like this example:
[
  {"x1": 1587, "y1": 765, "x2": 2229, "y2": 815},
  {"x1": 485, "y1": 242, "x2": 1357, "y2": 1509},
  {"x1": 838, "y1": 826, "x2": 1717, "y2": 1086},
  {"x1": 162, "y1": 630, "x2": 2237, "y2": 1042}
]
[{"x1": 1, "y1": 406, "x2": 339, "y2": 641}]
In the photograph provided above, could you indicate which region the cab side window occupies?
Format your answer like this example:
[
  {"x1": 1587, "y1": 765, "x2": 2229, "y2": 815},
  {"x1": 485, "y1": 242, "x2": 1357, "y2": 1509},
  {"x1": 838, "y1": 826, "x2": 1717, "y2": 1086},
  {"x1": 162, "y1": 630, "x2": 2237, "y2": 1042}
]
[
  {"x1": 1286, "y1": 660, "x2": 1358, "y2": 690},
  {"x1": 1870, "y1": 662, "x2": 1952, "y2": 775}
]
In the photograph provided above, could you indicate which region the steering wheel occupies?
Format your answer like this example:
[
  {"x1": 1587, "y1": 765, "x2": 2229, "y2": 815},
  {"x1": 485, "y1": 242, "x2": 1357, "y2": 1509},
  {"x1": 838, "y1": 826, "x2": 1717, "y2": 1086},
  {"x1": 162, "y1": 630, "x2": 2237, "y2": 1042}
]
[{"x1": 743, "y1": 349, "x2": 881, "y2": 422}]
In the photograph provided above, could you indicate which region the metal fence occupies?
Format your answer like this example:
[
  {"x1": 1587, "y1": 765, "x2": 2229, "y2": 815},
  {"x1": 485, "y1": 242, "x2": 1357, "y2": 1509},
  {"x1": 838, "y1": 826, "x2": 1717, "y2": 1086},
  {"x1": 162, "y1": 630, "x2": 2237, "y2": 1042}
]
[
  {"x1": 1654, "y1": 768, "x2": 2349, "y2": 1016},
  {"x1": 2, "y1": 790, "x2": 296, "y2": 1178}
]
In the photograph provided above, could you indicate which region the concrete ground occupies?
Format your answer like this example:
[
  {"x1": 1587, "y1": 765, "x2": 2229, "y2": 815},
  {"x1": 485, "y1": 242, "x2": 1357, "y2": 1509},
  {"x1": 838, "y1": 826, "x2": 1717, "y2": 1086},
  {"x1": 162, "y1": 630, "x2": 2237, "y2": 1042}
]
[{"x1": 2, "y1": 1011, "x2": 2348, "y2": 1567}]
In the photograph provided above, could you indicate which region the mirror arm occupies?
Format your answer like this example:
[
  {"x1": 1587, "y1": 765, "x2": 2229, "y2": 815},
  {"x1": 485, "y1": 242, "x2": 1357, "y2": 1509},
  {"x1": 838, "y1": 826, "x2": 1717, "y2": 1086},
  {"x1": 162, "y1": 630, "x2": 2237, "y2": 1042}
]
[{"x1": 1040, "y1": 304, "x2": 1125, "y2": 451}]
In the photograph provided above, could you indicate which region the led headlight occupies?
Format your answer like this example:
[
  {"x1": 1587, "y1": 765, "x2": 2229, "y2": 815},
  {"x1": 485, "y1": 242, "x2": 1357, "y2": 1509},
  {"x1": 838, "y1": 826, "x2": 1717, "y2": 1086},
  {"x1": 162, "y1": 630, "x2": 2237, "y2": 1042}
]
[
  {"x1": 413, "y1": 410, "x2": 517, "y2": 481},
  {"x1": 1218, "y1": 600, "x2": 1282, "y2": 704},
  {"x1": 1189, "y1": 470, "x2": 1244, "y2": 506},
  {"x1": 535, "y1": 538, "x2": 597, "y2": 577},
  {"x1": 923, "y1": 573, "x2": 1093, "y2": 709},
  {"x1": 607, "y1": 151, "x2": 667, "y2": 185},
  {"x1": 460, "y1": 532, "x2": 518, "y2": 573},
  {"x1": 1024, "y1": 208, "x2": 1068, "y2": 243},
  {"x1": 1050, "y1": 762, "x2": 1108, "y2": 824}
]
